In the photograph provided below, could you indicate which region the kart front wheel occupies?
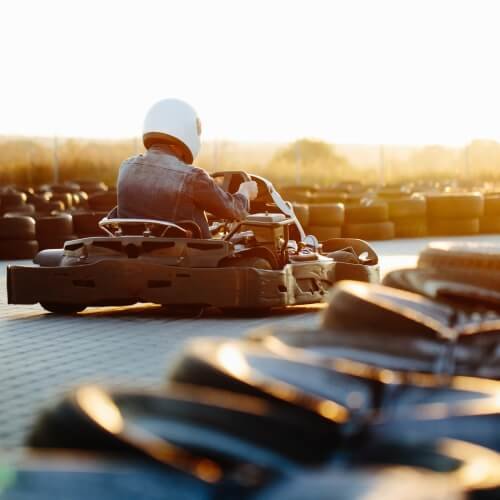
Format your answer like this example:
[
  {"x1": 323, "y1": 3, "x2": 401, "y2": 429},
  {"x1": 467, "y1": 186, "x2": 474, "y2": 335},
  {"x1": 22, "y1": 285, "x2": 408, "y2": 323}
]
[{"x1": 40, "y1": 302, "x2": 86, "y2": 314}]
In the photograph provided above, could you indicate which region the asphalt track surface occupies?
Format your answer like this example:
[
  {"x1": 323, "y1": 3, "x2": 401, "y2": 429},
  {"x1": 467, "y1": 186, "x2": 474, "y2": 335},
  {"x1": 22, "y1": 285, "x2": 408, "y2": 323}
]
[{"x1": 1, "y1": 235, "x2": 499, "y2": 448}]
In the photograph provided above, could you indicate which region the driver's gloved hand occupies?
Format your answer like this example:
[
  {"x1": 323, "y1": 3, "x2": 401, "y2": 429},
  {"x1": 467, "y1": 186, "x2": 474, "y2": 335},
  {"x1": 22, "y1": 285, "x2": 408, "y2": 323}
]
[{"x1": 237, "y1": 181, "x2": 258, "y2": 201}]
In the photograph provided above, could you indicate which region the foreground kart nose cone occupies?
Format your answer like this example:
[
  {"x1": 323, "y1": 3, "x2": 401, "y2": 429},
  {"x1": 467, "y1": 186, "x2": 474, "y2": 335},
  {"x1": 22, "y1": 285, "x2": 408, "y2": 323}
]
[
  {"x1": 384, "y1": 241, "x2": 500, "y2": 308},
  {"x1": 322, "y1": 280, "x2": 458, "y2": 338},
  {"x1": 250, "y1": 279, "x2": 500, "y2": 379},
  {"x1": 166, "y1": 336, "x2": 500, "y2": 452}
]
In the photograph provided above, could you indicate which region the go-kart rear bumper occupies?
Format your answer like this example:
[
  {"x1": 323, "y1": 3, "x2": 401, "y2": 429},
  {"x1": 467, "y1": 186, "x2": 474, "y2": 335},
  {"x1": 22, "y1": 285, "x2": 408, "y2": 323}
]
[{"x1": 7, "y1": 258, "x2": 378, "y2": 309}]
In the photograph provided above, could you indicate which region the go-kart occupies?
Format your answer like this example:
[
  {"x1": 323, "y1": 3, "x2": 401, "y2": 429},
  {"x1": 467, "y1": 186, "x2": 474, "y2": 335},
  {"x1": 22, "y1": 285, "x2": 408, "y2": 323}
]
[{"x1": 7, "y1": 171, "x2": 379, "y2": 314}]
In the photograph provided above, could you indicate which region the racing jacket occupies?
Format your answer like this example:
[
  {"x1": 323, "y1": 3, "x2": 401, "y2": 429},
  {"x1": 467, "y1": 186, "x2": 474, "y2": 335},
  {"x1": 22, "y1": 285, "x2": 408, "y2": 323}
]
[{"x1": 117, "y1": 146, "x2": 249, "y2": 238}]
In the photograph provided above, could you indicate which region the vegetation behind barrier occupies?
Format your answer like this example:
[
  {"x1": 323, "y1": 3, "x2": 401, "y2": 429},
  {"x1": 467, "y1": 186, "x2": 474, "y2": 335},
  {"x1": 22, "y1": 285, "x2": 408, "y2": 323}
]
[{"x1": 2, "y1": 136, "x2": 500, "y2": 188}]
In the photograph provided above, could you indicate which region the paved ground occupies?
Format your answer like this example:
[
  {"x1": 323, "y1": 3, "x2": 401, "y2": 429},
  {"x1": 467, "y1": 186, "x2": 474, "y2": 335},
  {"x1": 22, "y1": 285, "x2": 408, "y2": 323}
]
[{"x1": 0, "y1": 235, "x2": 498, "y2": 448}]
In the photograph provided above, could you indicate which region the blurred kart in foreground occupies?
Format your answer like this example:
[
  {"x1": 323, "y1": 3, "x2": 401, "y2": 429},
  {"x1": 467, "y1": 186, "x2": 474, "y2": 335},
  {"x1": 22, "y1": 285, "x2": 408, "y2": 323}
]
[
  {"x1": 7, "y1": 171, "x2": 379, "y2": 314},
  {"x1": 4, "y1": 285, "x2": 500, "y2": 497},
  {"x1": 3, "y1": 243, "x2": 500, "y2": 498}
]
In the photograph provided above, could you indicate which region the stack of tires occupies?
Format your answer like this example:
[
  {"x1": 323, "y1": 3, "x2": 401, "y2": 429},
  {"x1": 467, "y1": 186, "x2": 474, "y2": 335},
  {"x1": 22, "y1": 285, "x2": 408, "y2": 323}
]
[
  {"x1": 26, "y1": 192, "x2": 64, "y2": 215},
  {"x1": 280, "y1": 186, "x2": 314, "y2": 204},
  {"x1": 386, "y1": 196, "x2": 427, "y2": 238},
  {"x1": 36, "y1": 214, "x2": 76, "y2": 250},
  {"x1": 72, "y1": 211, "x2": 108, "y2": 238},
  {"x1": 0, "y1": 216, "x2": 38, "y2": 260},
  {"x1": 292, "y1": 203, "x2": 310, "y2": 231},
  {"x1": 426, "y1": 193, "x2": 483, "y2": 236},
  {"x1": 342, "y1": 200, "x2": 395, "y2": 240},
  {"x1": 305, "y1": 204, "x2": 344, "y2": 240},
  {"x1": 480, "y1": 193, "x2": 500, "y2": 234},
  {"x1": 0, "y1": 189, "x2": 35, "y2": 216},
  {"x1": 88, "y1": 190, "x2": 117, "y2": 212},
  {"x1": 75, "y1": 180, "x2": 108, "y2": 195}
]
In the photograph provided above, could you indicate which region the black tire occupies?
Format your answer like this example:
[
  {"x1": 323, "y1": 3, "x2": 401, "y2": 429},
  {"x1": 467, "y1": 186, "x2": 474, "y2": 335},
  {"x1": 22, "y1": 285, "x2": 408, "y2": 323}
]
[
  {"x1": 50, "y1": 183, "x2": 80, "y2": 194},
  {"x1": 342, "y1": 221, "x2": 395, "y2": 241},
  {"x1": 280, "y1": 188, "x2": 311, "y2": 203},
  {"x1": 0, "y1": 239, "x2": 38, "y2": 259},
  {"x1": 427, "y1": 217, "x2": 479, "y2": 236},
  {"x1": 376, "y1": 186, "x2": 411, "y2": 199},
  {"x1": 0, "y1": 216, "x2": 36, "y2": 240},
  {"x1": 479, "y1": 215, "x2": 500, "y2": 234},
  {"x1": 312, "y1": 193, "x2": 347, "y2": 204},
  {"x1": 387, "y1": 197, "x2": 426, "y2": 218},
  {"x1": 50, "y1": 192, "x2": 73, "y2": 210},
  {"x1": 306, "y1": 225, "x2": 342, "y2": 241},
  {"x1": 88, "y1": 192, "x2": 117, "y2": 211},
  {"x1": 76, "y1": 181, "x2": 108, "y2": 194},
  {"x1": 308, "y1": 203, "x2": 344, "y2": 226},
  {"x1": 38, "y1": 234, "x2": 78, "y2": 251},
  {"x1": 1, "y1": 191, "x2": 27, "y2": 207},
  {"x1": 292, "y1": 203, "x2": 310, "y2": 227},
  {"x1": 46, "y1": 200, "x2": 65, "y2": 213},
  {"x1": 426, "y1": 193, "x2": 484, "y2": 218},
  {"x1": 40, "y1": 302, "x2": 86, "y2": 314},
  {"x1": 72, "y1": 211, "x2": 107, "y2": 236},
  {"x1": 484, "y1": 194, "x2": 500, "y2": 216},
  {"x1": 392, "y1": 217, "x2": 427, "y2": 238},
  {"x1": 0, "y1": 202, "x2": 35, "y2": 215},
  {"x1": 344, "y1": 202, "x2": 389, "y2": 224},
  {"x1": 36, "y1": 214, "x2": 74, "y2": 239},
  {"x1": 3, "y1": 211, "x2": 42, "y2": 220}
]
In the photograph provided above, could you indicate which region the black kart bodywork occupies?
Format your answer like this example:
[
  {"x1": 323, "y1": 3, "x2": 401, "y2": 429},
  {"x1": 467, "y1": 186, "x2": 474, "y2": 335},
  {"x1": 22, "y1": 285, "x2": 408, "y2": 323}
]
[{"x1": 7, "y1": 172, "x2": 379, "y2": 313}]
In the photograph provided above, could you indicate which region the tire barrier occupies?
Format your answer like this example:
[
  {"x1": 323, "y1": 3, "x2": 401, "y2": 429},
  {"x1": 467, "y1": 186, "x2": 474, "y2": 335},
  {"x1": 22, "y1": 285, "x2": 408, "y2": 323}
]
[
  {"x1": 72, "y1": 211, "x2": 108, "y2": 238},
  {"x1": 5, "y1": 240, "x2": 500, "y2": 496},
  {"x1": 35, "y1": 213, "x2": 75, "y2": 251},
  {"x1": 291, "y1": 203, "x2": 309, "y2": 228},
  {"x1": 88, "y1": 191, "x2": 117, "y2": 211},
  {"x1": 308, "y1": 203, "x2": 344, "y2": 227},
  {"x1": 0, "y1": 216, "x2": 38, "y2": 259},
  {"x1": 342, "y1": 221, "x2": 395, "y2": 240}
]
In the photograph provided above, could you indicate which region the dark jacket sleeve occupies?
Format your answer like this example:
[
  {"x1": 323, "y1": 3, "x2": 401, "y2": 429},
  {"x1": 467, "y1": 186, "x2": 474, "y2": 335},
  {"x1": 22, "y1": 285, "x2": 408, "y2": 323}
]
[{"x1": 189, "y1": 169, "x2": 249, "y2": 220}]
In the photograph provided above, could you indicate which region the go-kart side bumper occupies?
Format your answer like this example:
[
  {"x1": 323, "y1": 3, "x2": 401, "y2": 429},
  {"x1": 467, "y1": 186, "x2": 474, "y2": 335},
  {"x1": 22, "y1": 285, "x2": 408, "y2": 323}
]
[{"x1": 7, "y1": 258, "x2": 379, "y2": 309}]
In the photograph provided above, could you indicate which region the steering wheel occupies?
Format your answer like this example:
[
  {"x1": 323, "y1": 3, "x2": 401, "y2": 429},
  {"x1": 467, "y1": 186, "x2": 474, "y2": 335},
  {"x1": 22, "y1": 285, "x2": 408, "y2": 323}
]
[
  {"x1": 211, "y1": 171, "x2": 274, "y2": 206},
  {"x1": 211, "y1": 171, "x2": 251, "y2": 194},
  {"x1": 211, "y1": 170, "x2": 306, "y2": 241}
]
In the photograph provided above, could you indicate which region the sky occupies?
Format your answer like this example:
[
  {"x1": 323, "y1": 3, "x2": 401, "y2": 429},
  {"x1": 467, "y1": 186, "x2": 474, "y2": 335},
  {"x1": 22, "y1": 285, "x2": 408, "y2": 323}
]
[{"x1": 1, "y1": 0, "x2": 500, "y2": 145}]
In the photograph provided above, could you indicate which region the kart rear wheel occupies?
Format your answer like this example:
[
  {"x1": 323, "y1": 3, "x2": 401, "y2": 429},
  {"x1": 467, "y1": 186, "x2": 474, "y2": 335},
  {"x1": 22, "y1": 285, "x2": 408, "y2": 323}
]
[{"x1": 40, "y1": 302, "x2": 86, "y2": 314}]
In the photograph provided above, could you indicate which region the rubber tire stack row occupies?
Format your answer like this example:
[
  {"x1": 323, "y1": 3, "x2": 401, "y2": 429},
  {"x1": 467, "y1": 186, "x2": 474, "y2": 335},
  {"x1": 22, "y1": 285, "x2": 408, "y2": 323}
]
[
  {"x1": 0, "y1": 216, "x2": 38, "y2": 259},
  {"x1": 88, "y1": 191, "x2": 117, "y2": 212},
  {"x1": 425, "y1": 193, "x2": 483, "y2": 236},
  {"x1": 72, "y1": 211, "x2": 108, "y2": 238},
  {"x1": 480, "y1": 193, "x2": 500, "y2": 234},
  {"x1": 386, "y1": 196, "x2": 427, "y2": 238},
  {"x1": 26, "y1": 192, "x2": 65, "y2": 214},
  {"x1": 0, "y1": 190, "x2": 36, "y2": 216},
  {"x1": 36, "y1": 214, "x2": 77, "y2": 250},
  {"x1": 305, "y1": 204, "x2": 344, "y2": 240},
  {"x1": 342, "y1": 201, "x2": 395, "y2": 240}
]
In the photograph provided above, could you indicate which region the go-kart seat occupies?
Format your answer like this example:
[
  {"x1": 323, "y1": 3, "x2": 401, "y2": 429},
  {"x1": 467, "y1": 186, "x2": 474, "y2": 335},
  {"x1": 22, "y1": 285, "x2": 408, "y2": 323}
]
[{"x1": 104, "y1": 208, "x2": 202, "y2": 238}]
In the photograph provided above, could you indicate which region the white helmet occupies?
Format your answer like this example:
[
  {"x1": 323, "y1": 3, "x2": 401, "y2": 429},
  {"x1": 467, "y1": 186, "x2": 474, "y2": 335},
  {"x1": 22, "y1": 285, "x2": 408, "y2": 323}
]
[{"x1": 142, "y1": 98, "x2": 202, "y2": 163}]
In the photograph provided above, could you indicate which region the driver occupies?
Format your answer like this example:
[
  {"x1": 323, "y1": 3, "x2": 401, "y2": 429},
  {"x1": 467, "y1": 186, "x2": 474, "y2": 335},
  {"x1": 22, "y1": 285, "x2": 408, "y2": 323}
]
[{"x1": 117, "y1": 98, "x2": 258, "y2": 238}]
